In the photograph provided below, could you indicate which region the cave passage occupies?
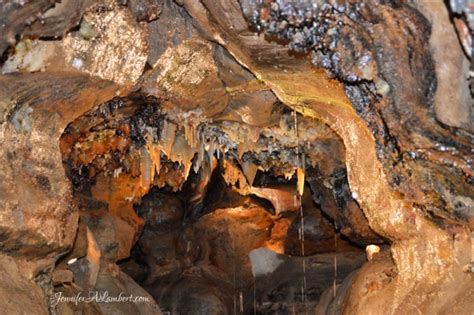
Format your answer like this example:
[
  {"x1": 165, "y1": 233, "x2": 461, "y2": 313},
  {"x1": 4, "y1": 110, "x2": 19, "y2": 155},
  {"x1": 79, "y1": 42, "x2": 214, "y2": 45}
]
[
  {"x1": 58, "y1": 93, "x2": 386, "y2": 314},
  {"x1": 0, "y1": 0, "x2": 472, "y2": 314}
]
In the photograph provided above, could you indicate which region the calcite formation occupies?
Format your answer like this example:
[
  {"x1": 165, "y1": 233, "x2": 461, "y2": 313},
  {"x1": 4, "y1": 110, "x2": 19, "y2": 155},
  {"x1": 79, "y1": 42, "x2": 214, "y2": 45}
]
[{"x1": 0, "y1": 0, "x2": 472, "y2": 314}]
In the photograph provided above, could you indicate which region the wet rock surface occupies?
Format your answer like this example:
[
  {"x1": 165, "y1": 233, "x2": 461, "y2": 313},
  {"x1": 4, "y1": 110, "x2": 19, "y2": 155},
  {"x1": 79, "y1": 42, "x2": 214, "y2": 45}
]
[
  {"x1": 0, "y1": 0, "x2": 472, "y2": 314},
  {"x1": 128, "y1": 181, "x2": 366, "y2": 314}
]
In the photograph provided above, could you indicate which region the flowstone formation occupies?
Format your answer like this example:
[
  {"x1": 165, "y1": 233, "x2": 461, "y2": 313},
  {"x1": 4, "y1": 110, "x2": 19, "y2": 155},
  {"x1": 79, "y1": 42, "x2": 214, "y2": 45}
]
[{"x1": 0, "y1": 0, "x2": 472, "y2": 314}]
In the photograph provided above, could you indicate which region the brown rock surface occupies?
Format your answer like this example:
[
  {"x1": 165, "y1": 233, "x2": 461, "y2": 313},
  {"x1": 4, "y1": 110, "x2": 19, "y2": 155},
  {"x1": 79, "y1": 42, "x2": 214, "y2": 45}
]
[
  {"x1": 0, "y1": 0, "x2": 56, "y2": 55},
  {"x1": 0, "y1": 72, "x2": 119, "y2": 258},
  {"x1": 0, "y1": 255, "x2": 49, "y2": 315},
  {"x1": 0, "y1": 1, "x2": 472, "y2": 314}
]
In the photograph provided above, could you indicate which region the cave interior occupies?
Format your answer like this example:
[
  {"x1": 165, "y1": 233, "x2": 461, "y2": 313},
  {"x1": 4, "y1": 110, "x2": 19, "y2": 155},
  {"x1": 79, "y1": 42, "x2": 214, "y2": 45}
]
[{"x1": 0, "y1": 0, "x2": 472, "y2": 314}]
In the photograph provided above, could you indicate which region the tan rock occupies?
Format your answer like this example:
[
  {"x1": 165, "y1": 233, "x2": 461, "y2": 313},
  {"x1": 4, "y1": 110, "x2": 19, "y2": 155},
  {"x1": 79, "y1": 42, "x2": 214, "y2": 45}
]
[{"x1": 63, "y1": 4, "x2": 148, "y2": 86}]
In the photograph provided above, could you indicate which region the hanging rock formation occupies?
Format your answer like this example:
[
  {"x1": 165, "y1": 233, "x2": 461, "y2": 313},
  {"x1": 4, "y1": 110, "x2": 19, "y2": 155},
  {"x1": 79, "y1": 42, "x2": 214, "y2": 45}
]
[{"x1": 0, "y1": 0, "x2": 472, "y2": 314}]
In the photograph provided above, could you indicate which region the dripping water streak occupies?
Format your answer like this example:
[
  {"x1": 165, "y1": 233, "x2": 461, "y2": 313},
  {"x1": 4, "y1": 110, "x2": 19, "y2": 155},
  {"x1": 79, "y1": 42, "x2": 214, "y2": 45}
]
[
  {"x1": 294, "y1": 110, "x2": 308, "y2": 314},
  {"x1": 240, "y1": 292, "x2": 244, "y2": 313},
  {"x1": 333, "y1": 228, "x2": 338, "y2": 298},
  {"x1": 233, "y1": 236, "x2": 237, "y2": 315},
  {"x1": 254, "y1": 282, "x2": 257, "y2": 315}
]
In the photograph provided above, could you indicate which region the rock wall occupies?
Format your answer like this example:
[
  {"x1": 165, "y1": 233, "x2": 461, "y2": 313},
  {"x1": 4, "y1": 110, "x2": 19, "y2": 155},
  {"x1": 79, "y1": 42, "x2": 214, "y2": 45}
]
[{"x1": 0, "y1": 0, "x2": 472, "y2": 314}]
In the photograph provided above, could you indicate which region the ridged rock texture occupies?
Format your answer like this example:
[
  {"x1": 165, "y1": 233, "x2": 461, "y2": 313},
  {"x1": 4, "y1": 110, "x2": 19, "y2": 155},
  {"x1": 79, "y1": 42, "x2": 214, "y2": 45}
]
[{"x1": 0, "y1": 0, "x2": 472, "y2": 314}]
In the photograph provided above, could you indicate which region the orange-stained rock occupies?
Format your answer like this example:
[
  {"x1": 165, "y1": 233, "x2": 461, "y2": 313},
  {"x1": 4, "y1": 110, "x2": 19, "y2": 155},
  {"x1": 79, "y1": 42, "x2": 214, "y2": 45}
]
[
  {"x1": 92, "y1": 173, "x2": 144, "y2": 225},
  {"x1": 1, "y1": 1, "x2": 472, "y2": 314},
  {"x1": 178, "y1": 2, "x2": 474, "y2": 313}
]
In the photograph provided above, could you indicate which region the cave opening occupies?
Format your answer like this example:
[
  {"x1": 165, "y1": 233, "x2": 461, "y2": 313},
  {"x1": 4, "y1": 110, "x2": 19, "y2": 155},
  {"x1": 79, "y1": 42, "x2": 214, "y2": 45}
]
[{"x1": 58, "y1": 93, "x2": 386, "y2": 314}]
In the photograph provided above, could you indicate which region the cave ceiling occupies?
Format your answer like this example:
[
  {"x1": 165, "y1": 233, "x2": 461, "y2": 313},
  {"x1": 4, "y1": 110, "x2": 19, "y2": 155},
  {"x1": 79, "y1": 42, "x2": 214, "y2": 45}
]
[{"x1": 0, "y1": 0, "x2": 473, "y2": 314}]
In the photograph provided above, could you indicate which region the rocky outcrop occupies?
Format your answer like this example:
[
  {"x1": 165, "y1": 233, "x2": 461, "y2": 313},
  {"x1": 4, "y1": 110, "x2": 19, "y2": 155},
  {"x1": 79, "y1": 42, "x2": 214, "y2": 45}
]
[{"x1": 0, "y1": 0, "x2": 472, "y2": 314}]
